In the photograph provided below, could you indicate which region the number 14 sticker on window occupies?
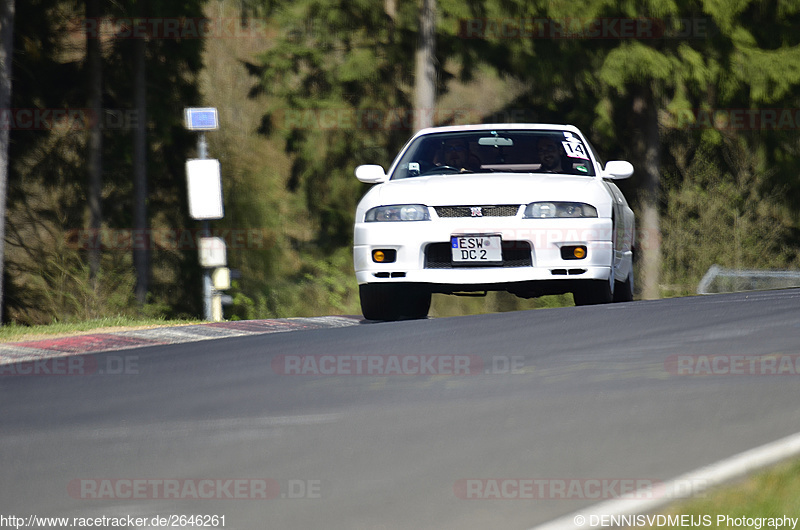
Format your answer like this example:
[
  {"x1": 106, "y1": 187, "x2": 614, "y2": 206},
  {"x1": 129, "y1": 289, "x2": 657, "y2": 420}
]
[
  {"x1": 451, "y1": 235, "x2": 503, "y2": 264},
  {"x1": 562, "y1": 131, "x2": 589, "y2": 159}
]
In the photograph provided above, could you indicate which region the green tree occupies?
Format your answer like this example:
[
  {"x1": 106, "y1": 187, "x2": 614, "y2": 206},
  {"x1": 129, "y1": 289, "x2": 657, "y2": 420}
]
[
  {"x1": 253, "y1": 0, "x2": 422, "y2": 250},
  {"x1": 5, "y1": 0, "x2": 209, "y2": 323},
  {"x1": 0, "y1": 0, "x2": 14, "y2": 323}
]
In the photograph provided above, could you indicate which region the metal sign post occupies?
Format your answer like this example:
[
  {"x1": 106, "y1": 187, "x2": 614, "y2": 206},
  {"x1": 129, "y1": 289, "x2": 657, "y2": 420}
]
[{"x1": 184, "y1": 107, "x2": 226, "y2": 321}]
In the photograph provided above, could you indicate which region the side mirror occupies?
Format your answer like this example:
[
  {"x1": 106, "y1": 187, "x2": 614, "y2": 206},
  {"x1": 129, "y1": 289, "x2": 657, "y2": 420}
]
[
  {"x1": 355, "y1": 164, "x2": 388, "y2": 184},
  {"x1": 603, "y1": 161, "x2": 634, "y2": 180}
]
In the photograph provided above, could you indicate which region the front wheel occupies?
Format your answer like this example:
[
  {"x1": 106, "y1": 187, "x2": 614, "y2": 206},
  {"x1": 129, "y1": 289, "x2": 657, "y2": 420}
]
[
  {"x1": 613, "y1": 268, "x2": 634, "y2": 302},
  {"x1": 359, "y1": 284, "x2": 431, "y2": 321}
]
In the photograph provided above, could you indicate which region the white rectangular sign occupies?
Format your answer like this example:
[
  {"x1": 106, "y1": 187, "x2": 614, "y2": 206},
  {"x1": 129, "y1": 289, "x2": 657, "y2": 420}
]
[
  {"x1": 199, "y1": 237, "x2": 227, "y2": 268},
  {"x1": 186, "y1": 159, "x2": 224, "y2": 220}
]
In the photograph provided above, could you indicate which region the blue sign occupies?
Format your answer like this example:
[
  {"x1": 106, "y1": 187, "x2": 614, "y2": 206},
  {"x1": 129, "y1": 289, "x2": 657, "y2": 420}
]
[{"x1": 184, "y1": 107, "x2": 219, "y2": 130}]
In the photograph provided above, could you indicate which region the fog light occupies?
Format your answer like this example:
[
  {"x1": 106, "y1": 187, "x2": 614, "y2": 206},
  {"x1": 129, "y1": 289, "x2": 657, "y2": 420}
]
[
  {"x1": 372, "y1": 249, "x2": 397, "y2": 263},
  {"x1": 561, "y1": 245, "x2": 587, "y2": 260}
]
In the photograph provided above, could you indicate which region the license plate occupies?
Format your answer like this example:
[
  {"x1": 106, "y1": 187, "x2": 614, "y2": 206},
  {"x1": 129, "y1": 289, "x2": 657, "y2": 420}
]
[{"x1": 451, "y1": 235, "x2": 503, "y2": 264}]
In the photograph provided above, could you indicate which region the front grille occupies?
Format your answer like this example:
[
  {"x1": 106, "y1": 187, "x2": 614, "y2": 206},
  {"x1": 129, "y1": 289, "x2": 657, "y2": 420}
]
[
  {"x1": 424, "y1": 241, "x2": 532, "y2": 269},
  {"x1": 434, "y1": 205, "x2": 520, "y2": 218}
]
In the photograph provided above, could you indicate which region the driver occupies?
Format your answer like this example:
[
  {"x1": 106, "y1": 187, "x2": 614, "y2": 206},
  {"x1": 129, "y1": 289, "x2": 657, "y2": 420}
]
[
  {"x1": 434, "y1": 138, "x2": 481, "y2": 172},
  {"x1": 537, "y1": 136, "x2": 565, "y2": 173}
]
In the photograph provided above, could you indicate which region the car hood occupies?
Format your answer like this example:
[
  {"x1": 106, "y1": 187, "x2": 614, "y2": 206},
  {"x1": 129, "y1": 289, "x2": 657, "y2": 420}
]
[{"x1": 371, "y1": 172, "x2": 604, "y2": 208}]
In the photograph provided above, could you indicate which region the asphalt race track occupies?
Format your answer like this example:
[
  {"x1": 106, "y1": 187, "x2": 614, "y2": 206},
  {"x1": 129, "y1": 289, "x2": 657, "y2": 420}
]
[{"x1": 2, "y1": 289, "x2": 800, "y2": 529}]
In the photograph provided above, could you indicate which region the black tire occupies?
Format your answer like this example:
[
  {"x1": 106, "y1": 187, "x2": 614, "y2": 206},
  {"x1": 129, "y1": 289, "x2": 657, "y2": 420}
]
[
  {"x1": 359, "y1": 284, "x2": 431, "y2": 321},
  {"x1": 573, "y1": 280, "x2": 613, "y2": 306},
  {"x1": 613, "y1": 269, "x2": 634, "y2": 302}
]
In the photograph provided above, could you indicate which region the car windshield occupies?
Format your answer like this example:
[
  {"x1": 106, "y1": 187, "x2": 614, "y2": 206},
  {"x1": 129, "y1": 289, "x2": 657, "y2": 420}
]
[{"x1": 391, "y1": 130, "x2": 596, "y2": 179}]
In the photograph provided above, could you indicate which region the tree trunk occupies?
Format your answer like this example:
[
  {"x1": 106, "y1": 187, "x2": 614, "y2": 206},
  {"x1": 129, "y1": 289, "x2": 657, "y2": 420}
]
[
  {"x1": 0, "y1": 0, "x2": 15, "y2": 323},
  {"x1": 633, "y1": 85, "x2": 662, "y2": 300},
  {"x1": 133, "y1": 2, "x2": 148, "y2": 305},
  {"x1": 86, "y1": 0, "x2": 102, "y2": 285},
  {"x1": 414, "y1": 0, "x2": 435, "y2": 130}
]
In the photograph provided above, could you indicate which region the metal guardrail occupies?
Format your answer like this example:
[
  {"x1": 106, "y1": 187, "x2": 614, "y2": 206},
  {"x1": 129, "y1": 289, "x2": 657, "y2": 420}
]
[{"x1": 697, "y1": 264, "x2": 800, "y2": 294}]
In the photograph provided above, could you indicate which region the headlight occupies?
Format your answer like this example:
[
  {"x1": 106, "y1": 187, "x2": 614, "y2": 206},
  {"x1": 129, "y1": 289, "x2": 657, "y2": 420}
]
[
  {"x1": 365, "y1": 204, "x2": 431, "y2": 222},
  {"x1": 523, "y1": 202, "x2": 597, "y2": 218}
]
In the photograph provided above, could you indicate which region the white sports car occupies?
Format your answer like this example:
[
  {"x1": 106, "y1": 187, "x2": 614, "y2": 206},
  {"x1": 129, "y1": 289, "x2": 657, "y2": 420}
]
[{"x1": 353, "y1": 123, "x2": 635, "y2": 320}]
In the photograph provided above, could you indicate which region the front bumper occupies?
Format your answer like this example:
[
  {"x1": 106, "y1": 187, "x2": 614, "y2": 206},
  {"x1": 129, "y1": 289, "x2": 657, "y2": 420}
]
[{"x1": 354, "y1": 217, "x2": 614, "y2": 291}]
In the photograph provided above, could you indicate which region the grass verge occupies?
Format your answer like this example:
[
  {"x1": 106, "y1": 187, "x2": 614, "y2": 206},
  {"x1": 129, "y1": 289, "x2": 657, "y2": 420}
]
[{"x1": 632, "y1": 457, "x2": 800, "y2": 527}]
